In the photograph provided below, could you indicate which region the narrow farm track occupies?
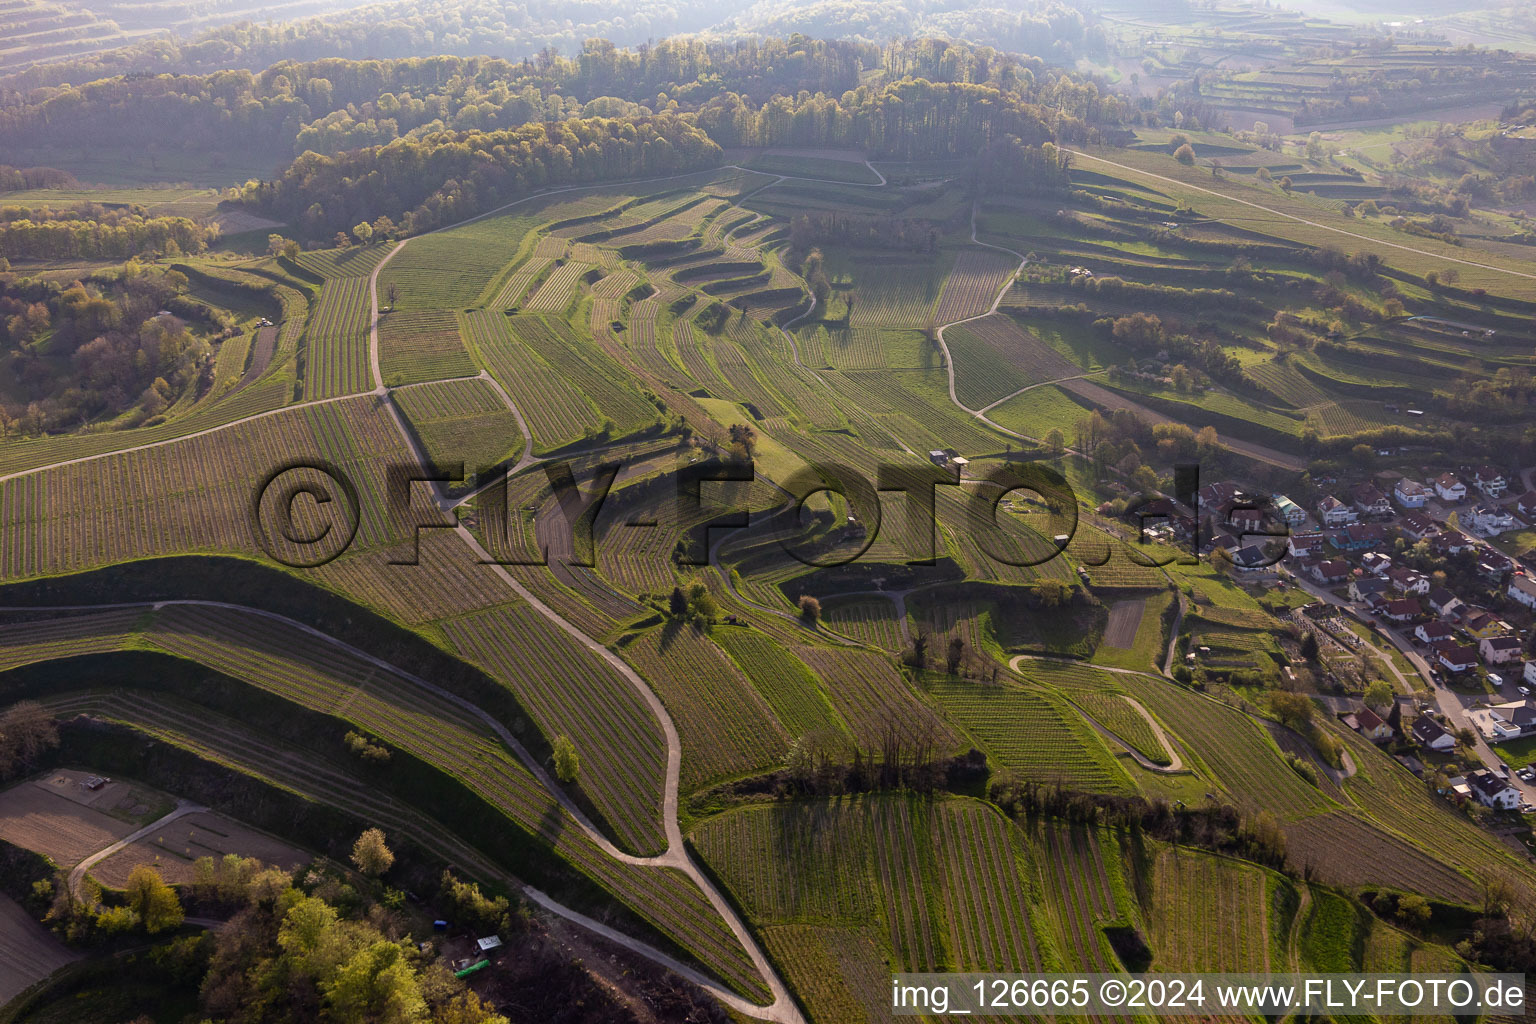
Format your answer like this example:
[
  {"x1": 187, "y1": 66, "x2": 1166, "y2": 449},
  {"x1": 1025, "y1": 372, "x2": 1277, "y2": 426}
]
[
  {"x1": 68, "y1": 800, "x2": 207, "y2": 896},
  {"x1": 357, "y1": 209, "x2": 804, "y2": 1019},
  {"x1": 15, "y1": 599, "x2": 798, "y2": 1020}
]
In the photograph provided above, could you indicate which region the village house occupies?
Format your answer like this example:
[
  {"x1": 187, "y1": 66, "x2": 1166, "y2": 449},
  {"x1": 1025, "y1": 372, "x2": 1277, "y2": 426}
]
[
  {"x1": 1227, "y1": 507, "x2": 1268, "y2": 535},
  {"x1": 1415, "y1": 620, "x2": 1454, "y2": 644},
  {"x1": 1525, "y1": 660, "x2": 1536, "y2": 687},
  {"x1": 1397, "y1": 511, "x2": 1441, "y2": 541},
  {"x1": 1197, "y1": 482, "x2": 1241, "y2": 512},
  {"x1": 1481, "y1": 634, "x2": 1524, "y2": 666},
  {"x1": 1351, "y1": 577, "x2": 1388, "y2": 601},
  {"x1": 1473, "y1": 466, "x2": 1509, "y2": 499},
  {"x1": 1393, "y1": 478, "x2": 1430, "y2": 509},
  {"x1": 1467, "y1": 505, "x2": 1517, "y2": 536},
  {"x1": 1475, "y1": 700, "x2": 1536, "y2": 743},
  {"x1": 1231, "y1": 544, "x2": 1275, "y2": 573},
  {"x1": 1411, "y1": 714, "x2": 1456, "y2": 752},
  {"x1": 1352, "y1": 706, "x2": 1394, "y2": 743},
  {"x1": 1427, "y1": 587, "x2": 1464, "y2": 618},
  {"x1": 1317, "y1": 495, "x2": 1357, "y2": 527},
  {"x1": 1385, "y1": 566, "x2": 1430, "y2": 595},
  {"x1": 1329, "y1": 523, "x2": 1385, "y2": 552},
  {"x1": 1272, "y1": 494, "x2": 1307, "y2": 527},
  {"x1": 1351, "y1": 483, "x2": 1393, "y2": 517},
  {"x1": 1467, "y1": 769, "x2": 1521, "y2": 810},
  {"x1": 1350, "y1": 577, "x2": 1391, "y2": 603},
  {"x1": 1429, "y1": 529, "x2": 1470, "y2": 557},
  {"x1": 1287, "y1": 532, "x2": 1325, "y2": 559},
  {"x1": 1437, "y1": 643, "x2": 1479, "y2": 674},
  {"x1": 1509, "y1": 574, "x2": 1536, "y2": 611},
  {"x1": 1309, "y1": 559, "x2": 1351, "y2": 585},
  {"x1": 1462, "y1": 610, "x2": 1509, "y2": 640},
  {"x1": 1382, "y1": 597, "x2": 1423, "y2": 624},
  {"x1": 1360, "y1": 551, "x2": 1392, "y2": 575},
  {"x1": 1517, "y1": 491, "x2": 1536, "y2": 519},
  {"x1": 1478, "y1": 550, "x2": 1515, "y2": 582},
  {"x1": 1434, "y1": 473, "x2": 1467, "y2": 503}
]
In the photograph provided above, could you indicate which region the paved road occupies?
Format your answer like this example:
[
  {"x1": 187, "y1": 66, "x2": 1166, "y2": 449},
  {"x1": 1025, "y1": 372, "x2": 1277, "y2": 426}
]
[{"x1": 1290, "y1": 574, "x2": 1536, "y2": 804}]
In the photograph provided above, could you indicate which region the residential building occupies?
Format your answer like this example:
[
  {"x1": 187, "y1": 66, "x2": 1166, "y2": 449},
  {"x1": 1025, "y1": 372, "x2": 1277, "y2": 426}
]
[
  {"x1": 1232, "y1": 544, "x2": 1275, "y2": 573},
  {"x1": 1227, "y1": 507, "x2": 1268, "y2": 535},
  {"x1": 1385, "y1": 566, "x2": 1429, "y2": 595},
  {"x1": 1434, "y1": 473, "x2": 1467, "y2": 503},
  {"x1": 1398, "y1": 511, "x2": 1441, "y2": 541},
  {"x1": 1415, "y1": 621, "x2": 1454, "y2": 644},
  {"x1": 1349, "y1": 577, "x2": 1391, "y2": 603},
  {"x1": 1353, "y1": 706, "x2": 1394, "y2": 743},
  {"x1": 1329, "y1": 523, "x2": 1385, "y2": 552},
  {"x1": 1476, "y1": 701, "x2": 1536, "y2": 743},
  {"x1": 1309, "y1": 559, "x2": 1351, "y2": 585},
  {"x1": 1482, "y1": 634, "x2": 1524, "y2": 666},
  {"x1": 1437, "y1": 643, "x2": 1479, "y2": 673},
  {"x1": 1287, "y1": 532, "x2": 1325, "y2": 559},
  {"x1": 1427, "y1": 588, "x2": 1463, "y2": 618},
  {"x1": 1473, "y1": 466, "x2": 1509, "y2": 498},
  {"x1": 1412, "y1": 715, "x2": 1456, "y2": 752},
  {"x1": 1383, "y1": 598, "x2": 1423, "y2": 623},
  {"x1": 1467, "y1": 769, "x2": 1521, "y2": 810},
  {"x1": 1462, "y1": 610, "x2": 1509, "y2": 640},
  {"x1": 1317, "y1": 495, "x2": 1357, "y2": 527},
  {"x1": 1509, "y1": 574, "x2": 1536, "y2": 611},
  {"x1": 1394, "y1": 478, "x2": 1430, "y2": 508},
  {"x1": 1517, "y1": 491, "x2": 1536, "y2": 519},
  {"x1": 1524, "y1": 661, "x2": 1536, "y2": 687},
  {"x1": 1360, "y1": 551, "x2": 1392, "y2": 575},
  {"x1": 1478, "y1": 550, "x2": 1515, "y2": 582},
  {"x1": 1272, "y1": 494, "x2": 1307, "y2": 527},
  {"x1": 1197, "y1": 482, "x2": 1240, "y2": 512},
  {"x1": 1468, "y1": 505, "x2": 1517, "y2": 536},
  {"x1": 1429, "y1": 529, "x2": 1470, "y2": 556},
  {"x1": 1351, "y1": 483, "x2": 1393, "y2": 517}
]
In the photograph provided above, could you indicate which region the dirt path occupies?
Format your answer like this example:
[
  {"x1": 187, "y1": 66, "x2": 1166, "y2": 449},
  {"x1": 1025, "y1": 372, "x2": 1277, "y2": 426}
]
[
  {"x1": 1121, "y1": 696, "x2": 1185, "y2": 772},
  {"x1": 68, "y1": 799, "x2": 207, "y2": 896},
  {"x1": 25, "y1": 596, "x2": 802, "y2": 1022},
  {"x1": 1162, "y1": 590, "x2": 1188, "y2": 677}
]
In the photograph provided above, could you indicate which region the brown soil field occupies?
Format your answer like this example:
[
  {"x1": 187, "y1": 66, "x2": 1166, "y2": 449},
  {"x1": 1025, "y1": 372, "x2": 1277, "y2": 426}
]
[
  {"x1": 0, "y1": 894, "x2": 77, "y2": 1006},
  {"x1": 0, "y1": 778, "x2": 136, "y2": 867},
  {"x1": 91, "y1": 811, "x2": 309, "y2": 888},
  {"x1": 1103, "y1": 598, "x2": 1146, "y2": 649}
]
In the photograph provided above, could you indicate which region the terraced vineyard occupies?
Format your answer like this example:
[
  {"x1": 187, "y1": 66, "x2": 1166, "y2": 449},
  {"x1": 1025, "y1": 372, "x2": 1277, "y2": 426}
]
[
  {"x1": 8, "y1": 69, "x2": 1536, "y2": 1019},
  {"x1": 442, "y1": 602, "x2": 668, "y2": 856},
  {"x1": 391, "y1": 377, "x2": 524, "y2": 478},
  {"x1": 930, "y1": 681, "x2": 1133, "y2": 794},
  {"x1": 933, "y1": 249, "x2": 1018, "y2": 325},
  {"x1": 945, "y1": 313, "x2": 1080, "y2": 409},
  {"x1": 620, "y1": 626, "x2": 788, "y2": 791},
  {"x1": 1145, "y1": 848, "x2": 1276, "y2": 972},
  {"x1": 462, "y1": 309, "x2": 603, "y2": 449},
  {"x1": 304, "y1": 276, "x2": 373, "y2": 398},
  {"x1": 379, "y1": 309, "x2": 476, "y2": 385}
]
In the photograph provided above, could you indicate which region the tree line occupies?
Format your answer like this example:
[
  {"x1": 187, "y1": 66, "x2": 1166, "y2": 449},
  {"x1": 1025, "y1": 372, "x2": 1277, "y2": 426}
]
[{"x1": 0, "y1": 204, "x2": 217, "y2": 260}]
